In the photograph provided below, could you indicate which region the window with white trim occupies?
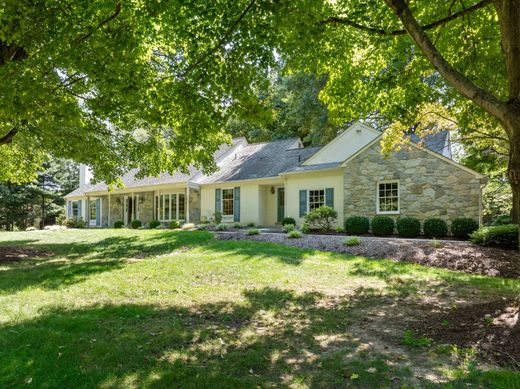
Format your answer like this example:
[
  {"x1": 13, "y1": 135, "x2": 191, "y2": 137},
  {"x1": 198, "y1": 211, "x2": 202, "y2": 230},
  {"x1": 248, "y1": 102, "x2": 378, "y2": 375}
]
[
  {"x1": 308, "y1": 189, "x2": 325, "y2": 211},
  {"x1": 72, "y1": 201, "x2": 79, "y2": 218},
  {"x1": 377, "y1": 181, "x2": 399, "y2": 214},
  {"x1": 222, "y1": 189, "x2": 234, "y2": 216},
  {"x1": 156, "y1": 193, "x2": 186, "y2": 221}
]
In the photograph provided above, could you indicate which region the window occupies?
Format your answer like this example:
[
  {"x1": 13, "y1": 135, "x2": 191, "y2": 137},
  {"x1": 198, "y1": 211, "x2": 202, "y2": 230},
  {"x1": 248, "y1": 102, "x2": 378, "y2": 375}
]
[
  {"x1": 377, "y1": 181, "x2": 399, "y2": 214},
  {"x1": 222, "y1": 189, "x2": 234, "y2": 216},
  {"x1": 89, "y1": 200, "x2": 97, "y2": 221},
  {"x1": 156, "y1": 193, "x2": 186, "y2": 221},
  {"x1": 308, "y1": 189, "x2": 325, "y2": 211},
  {"x1": 72, "y1": 201, "x2": 79, "y2": 218}
]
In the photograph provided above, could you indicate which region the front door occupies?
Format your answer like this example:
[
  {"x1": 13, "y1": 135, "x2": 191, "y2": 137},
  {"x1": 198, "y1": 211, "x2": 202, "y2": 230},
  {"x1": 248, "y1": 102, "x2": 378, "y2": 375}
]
[
  {"x1": 124, "y1": 195, "x2": 139, "y2": 225},
  {"x1": 277, "y1": 188, "x2": 285, "y2": 223}
]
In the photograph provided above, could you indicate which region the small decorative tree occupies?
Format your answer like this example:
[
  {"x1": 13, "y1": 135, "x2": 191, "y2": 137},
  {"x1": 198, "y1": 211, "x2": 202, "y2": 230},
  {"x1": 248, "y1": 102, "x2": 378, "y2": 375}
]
[{"x1": 304, "y1": 206, "x2": 337, "y2": 232}]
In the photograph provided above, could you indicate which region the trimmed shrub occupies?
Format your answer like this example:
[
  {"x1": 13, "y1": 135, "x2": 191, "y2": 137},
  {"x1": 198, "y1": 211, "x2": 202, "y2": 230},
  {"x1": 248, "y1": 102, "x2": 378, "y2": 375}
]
[
  {"x1": 451, "y1": 218, "x2": 479, "y2": 239},
  {"x1": 282, "y1": 217, "x2": 296, "y2": 226},
  {"x1": 114, "y1": 220, "x2": 124, "y2": 229},
  {"x1": 304, "y1": 206, "x2": 337, "y2": 232},
  {"x1": 344, "y1": 216, "x2": 370, "y2": 235},
  {"x1": 215, "y1": 223, "x2": 228, "y2": 231},
  {"x1": 149, "y1": 220, "x2": 161, "y2": 229},
  {"x1": 300, "y1": 223, "x2": 310, "y2": 234},
  {"x1": 247, "y1": 222, "x2": 255, "y2": 227},
  {"x1": 246, "y1": 228, "x2": 260, "y2": 236},
  {"x1": 131, "y1": 220, "x2": 142, "y2": 229},
  {"x1": 283, "y1": 224, "x2": 295, "y2": 233},
  {"x1": 287, "y1": 230, "x2": 302, "y2": 239},
  {"x1": 344, "y1": 236, "x2": 361, "y2": 246},
  {"x1": 396, "y1": 217, "x2": 421, "y2": 238},
  {"x1": 491, "y1": 215, "x2": 512, "y2": 226},
  {"x1": 65, "y1": 219, "x2": 77, "y2": 228},
  {"x1": 169, "y1": 220, "x2": 180, "y2": 229},
  {"x1": 371, "y1": 216, "x2": 395, "y2": 236},
  {"x1": 470, "y1": 224, "x2": 518, "y2": 249},
  {"x1": 423, "y1": 218, "x2": 448, "y2": 238}
]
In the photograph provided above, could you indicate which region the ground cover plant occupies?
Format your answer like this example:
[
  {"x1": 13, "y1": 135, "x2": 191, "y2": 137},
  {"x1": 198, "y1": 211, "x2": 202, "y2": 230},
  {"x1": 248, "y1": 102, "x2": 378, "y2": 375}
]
[{"x1": 0, "y1": 229, "x2": 519, "y2": 388}]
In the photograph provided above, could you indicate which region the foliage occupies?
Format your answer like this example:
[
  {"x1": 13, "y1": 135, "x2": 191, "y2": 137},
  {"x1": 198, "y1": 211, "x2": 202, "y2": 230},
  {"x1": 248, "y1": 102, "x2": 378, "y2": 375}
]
[
  {"x1": 246, "y1": 222, "x2": 256, "y2": 228},
  {"x1": 169, "y1": 220, "x2": 180, "y2": 229},
  {"x1": 300, "y1": 223, "x2": 310, "y2": 234},
  {"x1": 451, "y1": 218, "x2": 479, "y2": 240},
  {"x1": 282, "y1": 217, "x2": 297, "y2": 226},
  {"x1": 470, "y1": 224, "x2": 518, "y2": 249},
  {"x1": 335, "y1": 226, "x2": 345, "y2": 233},
  {"x1": 233, "y1": 222, "x2": 242, "y2": 229},
  {"x1": 113, "y1": 220, "x2": 124, "y2": 229},
  {"x1": 283, "y1": 224, "x2": 295, "y2": 233},
  {"x1": 304, "y1": 206, "x2": 337, "y2": 232},
  {"x1": 344, "y1": 237, "x2": 361, "y2": 246},
  {"x1": 371, "y1": 216, "x2": 395, "y2": 237},
  {"x1": 402, "y1": 330, "x2": 432, "y2": 348},
  {"x1": 246, "y1": 228, "x2": 260, "y2": 236},
  {"x1": 423, "y1": 218, "x2": 448, "y2": 239},
  {"x1": 148, "y1": 220, "x2": 161, "y2": 229},
  {"x1": 491, "y1": 215, "x2": 512, "y2": 226},
  {"x1": 344, "y1": 216, "x2": 370, "y2": 235},
  {"x1": 65, "y1": 218, "x2": 85, "y2": 229},
  {"x1": 287, "y1": 230, "x2": 302, "y2": 239},
  {"x1": 131, "y1": 220, "x2": 142, "y2": 229},
  {"x1": 215, "y1": 223, "x2": 228, "y2": 231},
  {"x1": 213, "y1": 212, "x2": 223, "y2": 225},
  {"x1": 396, "y1": 217, "x2": 421, "y2": 238}
]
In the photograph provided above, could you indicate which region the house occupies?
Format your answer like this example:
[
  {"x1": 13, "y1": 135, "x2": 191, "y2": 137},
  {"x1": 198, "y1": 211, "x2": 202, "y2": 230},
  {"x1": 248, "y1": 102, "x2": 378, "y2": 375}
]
[{"x1": 64, "y1": 122, "x2": 486, "y2": 228}]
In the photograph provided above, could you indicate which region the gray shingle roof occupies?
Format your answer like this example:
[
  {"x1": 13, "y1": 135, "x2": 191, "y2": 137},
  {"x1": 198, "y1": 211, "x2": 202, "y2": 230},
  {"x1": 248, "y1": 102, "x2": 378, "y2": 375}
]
[
  {"x1": 195, "y1": 140, "x2": 321, "y2": 184},
  {"x1": 282, "y1": 162, "x2": 341, "y2": 173},
  {"x1": 407, "y1": 131, "x2": 450, "y2": 156}
]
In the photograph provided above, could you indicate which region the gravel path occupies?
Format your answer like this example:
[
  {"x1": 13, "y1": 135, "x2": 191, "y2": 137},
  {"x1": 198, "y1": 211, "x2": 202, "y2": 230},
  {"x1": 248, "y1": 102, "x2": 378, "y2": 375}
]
[{"x1": 216, "y1": 231, "x2": 520, "y2": 278}]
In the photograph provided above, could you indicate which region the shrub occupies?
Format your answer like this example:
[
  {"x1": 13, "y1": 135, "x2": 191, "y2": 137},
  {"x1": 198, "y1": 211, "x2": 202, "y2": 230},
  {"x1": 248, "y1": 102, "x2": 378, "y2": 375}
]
[
  {"x1": 197, "y1": 224, "x2": 208, "y2": 230},
  {"x1": 283, "y1": 224, "x2": 295, "y2": 233},
  {"x1": 77, "y1": 218, "x2": 86, "y2": 228},
  {"x1": 423, "y1": 218, "x2": 448, "y2": 238},
  {"x1": 114, "y1": 220, "x2": 124, "y2": 229},
  {"x1": 451, "y1": 218, "x2": 479, "y2": 239},
  {"x1": 371, "y1": 216, "x2": 395, "y2": 236},
  {"x1": 169, "y1": 220, "x2": 180, "y2": 229},
  {"x1": 215, "y1": 223, "x2": 228, "y2": 231},
  {"x1": 344, "y1": 236, "x2": 361, "y2": 246},
  {"x1": 300, "y1": 223, "x2": 310, "y2": 234},
  {"x1": 287, "y1": 230, "x2": 302, "y2": 239},
  {"x1": 470, "y1": 224, "x2": 518, "y2": 249},
  {"x1": 213, "y1": 211, "x2": 222, "y2": 224},
  {"x1": 492, "y1": 215, "x2": 512, "y2": 226},
  {"x1": 396, "y1": 217, "x2": 421, "y2": 238},
  {"x1": 131, "y1": 220, "x2": 142, "y2": 229},
  {"x1": 247, "y1": 222, "x2": 255, "y2": 227},
  {"x1": 233, "y1": 222, "x2": 242, "y2": 229},
  {"x1": 246, "y1": 228, "x2": 260, "y2": 236},
  {"x1": 282, "y1": 217, "x2": 296, "y2": 226},
  {"x1": 65, "y1": 219, "x2": 77, "y2": 228},
  {"x1": 344, "y1": 216, "x2": 370, "y2": 235},
  {"x1": 149, "y1": 220, "x2": 161, "y2": 229},
  {"x1": 335, "y1": 226, "x2": 345, "y2": 233},
  {"x1": 304, "y1": 206, "x2": 337, "y2": 232}
]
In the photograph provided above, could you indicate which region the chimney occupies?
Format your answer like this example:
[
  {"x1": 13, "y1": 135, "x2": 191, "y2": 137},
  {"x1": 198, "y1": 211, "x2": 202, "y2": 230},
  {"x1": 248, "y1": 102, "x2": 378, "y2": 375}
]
[{"x1": 79, "y1": 164, "x2": 93, "y2": 186}]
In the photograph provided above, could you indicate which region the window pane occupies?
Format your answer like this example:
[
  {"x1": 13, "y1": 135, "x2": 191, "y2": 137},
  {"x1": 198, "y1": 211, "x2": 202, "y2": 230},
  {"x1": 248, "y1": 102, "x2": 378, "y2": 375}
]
[
  {"x1": 164, "y1": 195, "x2": 170, "y2": 220},
  {"x1": 308, "y1": 189, "x2": 325, "y2": 211},
  {"x1": 378, "y1": 182, "x2": 399, "y2": 213},
  {"x1": 172, "y1": 194, "x2": 177, "y2": 220},
  {"x1": 178, "y1": 194, "x2": 185, "y2": 220},
  {"x1": 222, "y1": 189, "x2": 234, "y2": 216},
  {"x1": 90, "y1": 200, "x2": 96, "y2": 220}
]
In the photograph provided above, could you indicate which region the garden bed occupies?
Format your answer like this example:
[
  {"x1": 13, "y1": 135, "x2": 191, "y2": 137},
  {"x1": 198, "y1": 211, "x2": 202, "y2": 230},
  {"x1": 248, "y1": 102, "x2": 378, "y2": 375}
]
[{"x1": 216, "y1": 231, "x2": 520, "y2": 278}]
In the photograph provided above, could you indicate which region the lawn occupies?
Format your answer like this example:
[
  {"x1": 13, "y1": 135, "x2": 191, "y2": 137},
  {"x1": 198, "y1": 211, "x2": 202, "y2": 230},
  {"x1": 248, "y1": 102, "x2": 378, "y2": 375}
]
[{"x1": 0, "y1": 229, "x2": 519, "y2": 388}]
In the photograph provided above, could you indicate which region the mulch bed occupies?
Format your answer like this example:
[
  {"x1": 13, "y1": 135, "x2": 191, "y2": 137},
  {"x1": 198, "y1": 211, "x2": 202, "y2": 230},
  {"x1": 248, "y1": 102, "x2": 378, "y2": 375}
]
[
  {"x1": 414, "y1": 298, "x2": 520, "y2": 368},
  {"x1": 216, "y1": 232, "x2": 520, "y2": 278},
  {"x1": 0, "y1": 246, "x2": 52, "y2": 263}
]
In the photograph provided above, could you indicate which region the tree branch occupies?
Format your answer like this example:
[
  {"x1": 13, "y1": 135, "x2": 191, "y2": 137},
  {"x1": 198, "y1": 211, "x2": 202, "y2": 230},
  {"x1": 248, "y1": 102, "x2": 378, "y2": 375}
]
[
  {"x1": 384, "y1": 0, "x2": 507, "y2": 124},
  {"x1": 0, "y1": 127, "x2": 18, "y2": 146},
  {"x1": 321, "y1": 0, "x2": 494, "y2": 36},
  {"x1": 74, "y1": 3, "x2": 122, "y2": 45}
]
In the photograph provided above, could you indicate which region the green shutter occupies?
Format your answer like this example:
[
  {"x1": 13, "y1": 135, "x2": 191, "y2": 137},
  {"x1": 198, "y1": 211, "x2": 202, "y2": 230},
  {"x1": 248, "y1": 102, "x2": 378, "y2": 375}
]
[
  {"x1": 77, "y1": 200, "x2": 82, "y2": 220},
  {"x1": 299, "y1": 190, "x2": 307, "y2": 217},
  {"x1": 233, "y1": 187, "x2": 240, "y2": 222},
  {"x1": 67, "y1": 201, "x2": 72, "y2": 218},
  {"x1": 326, "y1": 188, "x2": 334, "y2": 208},
  {"x1": 215, "y1": 189, "x2": 222, "y2": 214},
  {"x1": 96, "y1": 199, "x2": 101, "y2": 225}
]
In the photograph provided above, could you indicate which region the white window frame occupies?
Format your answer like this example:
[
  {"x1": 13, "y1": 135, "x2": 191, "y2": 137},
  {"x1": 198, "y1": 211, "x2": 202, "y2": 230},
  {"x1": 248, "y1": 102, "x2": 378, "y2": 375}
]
[
  {"x1": 221, "y1": 188, "x2": 234, "y2": 221},
  {"x1": 376, "y1": 180, "x2": 400, "y2": 215},
  {"x1": 157, "y1": 193, "x2": 186, "y2": 221},
  {"x1": 69, "y1": 200, "x2": 80, "y2": 219},
  {"x1": 308, "y1": 188, "x2": 326, "y2": 212}
]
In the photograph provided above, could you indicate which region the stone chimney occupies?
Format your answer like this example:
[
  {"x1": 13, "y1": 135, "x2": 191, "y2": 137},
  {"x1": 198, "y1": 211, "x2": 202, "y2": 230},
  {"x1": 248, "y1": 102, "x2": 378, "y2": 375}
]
[{"x1": 79, "y1": 164, "x2": 93, "y2": 186}]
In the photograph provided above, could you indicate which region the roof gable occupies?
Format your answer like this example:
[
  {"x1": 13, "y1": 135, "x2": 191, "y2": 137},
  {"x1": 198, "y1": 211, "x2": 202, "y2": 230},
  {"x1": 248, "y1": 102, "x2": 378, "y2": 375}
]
[{"x1": 303, "y1": 122, "x2": 381, "y2": 166}]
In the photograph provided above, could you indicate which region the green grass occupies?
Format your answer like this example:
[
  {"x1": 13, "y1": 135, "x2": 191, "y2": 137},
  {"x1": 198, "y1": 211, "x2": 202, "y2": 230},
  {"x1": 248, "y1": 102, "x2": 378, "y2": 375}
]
[{"x1": 0, "y1": 229, "x2": 519, "y2": 388}]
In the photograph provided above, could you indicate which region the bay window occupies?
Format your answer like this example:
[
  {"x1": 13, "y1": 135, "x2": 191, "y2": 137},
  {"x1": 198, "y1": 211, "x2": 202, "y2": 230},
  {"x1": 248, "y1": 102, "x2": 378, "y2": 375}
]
[{"x1": 155, "y1": 193, "x2": 186, "y2": 221}]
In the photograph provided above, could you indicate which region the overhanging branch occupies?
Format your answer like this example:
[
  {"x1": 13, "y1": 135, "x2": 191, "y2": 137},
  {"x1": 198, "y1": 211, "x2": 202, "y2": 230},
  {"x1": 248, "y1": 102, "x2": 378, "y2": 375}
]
[
  {"x1": 74, "y1": 3, "x2": 122, "y2": 45},
  {"x1": 321, "y1": 0, "x2": 493, "y2": 36},
  {"x1": 0, "y1": 127, "x2": 18, "y2": 146}
]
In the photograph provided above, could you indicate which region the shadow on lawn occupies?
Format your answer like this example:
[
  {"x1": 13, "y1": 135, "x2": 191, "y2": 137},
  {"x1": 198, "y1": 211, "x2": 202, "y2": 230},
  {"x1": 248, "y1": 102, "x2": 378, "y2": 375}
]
[
  {"x1": 1, "y1": 286, "x2": 514, "y2": 388},
  {"x1": 0, "y1": 231, "x2": 213, "y2": 293}
]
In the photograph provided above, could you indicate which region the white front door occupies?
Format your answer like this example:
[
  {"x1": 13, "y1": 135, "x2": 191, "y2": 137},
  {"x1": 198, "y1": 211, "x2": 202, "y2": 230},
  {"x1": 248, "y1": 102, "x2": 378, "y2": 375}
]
[{"x1": 123, "y1": 195, "x2": 139, "y2": 225}]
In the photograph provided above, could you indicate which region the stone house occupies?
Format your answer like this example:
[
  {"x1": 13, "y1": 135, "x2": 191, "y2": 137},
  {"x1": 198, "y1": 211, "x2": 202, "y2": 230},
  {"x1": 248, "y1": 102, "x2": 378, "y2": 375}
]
[{"x1": 64, "y1": 122, "x2": 486, "y2": 228}]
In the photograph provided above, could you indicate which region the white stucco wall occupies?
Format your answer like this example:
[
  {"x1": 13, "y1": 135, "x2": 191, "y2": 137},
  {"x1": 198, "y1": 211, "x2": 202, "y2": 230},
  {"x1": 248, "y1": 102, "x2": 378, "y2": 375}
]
[{"x1": 284, "y1": 169, "x2": 345, "y2": 227}]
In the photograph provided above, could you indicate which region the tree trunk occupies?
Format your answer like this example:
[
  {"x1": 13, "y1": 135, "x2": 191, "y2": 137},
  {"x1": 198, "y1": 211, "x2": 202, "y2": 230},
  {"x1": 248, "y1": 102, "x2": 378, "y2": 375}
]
[{"x1": 503, "y1": 107, "x2": 520, "y2": 247}]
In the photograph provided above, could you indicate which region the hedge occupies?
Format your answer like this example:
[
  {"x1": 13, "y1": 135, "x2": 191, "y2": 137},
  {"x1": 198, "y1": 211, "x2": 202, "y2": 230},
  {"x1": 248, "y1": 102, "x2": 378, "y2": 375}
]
[
  {"x1": 470, "y1": 224, "x2": 518, "y2": 249},
  {"x1": 396, "y1": 217, "x2": 421, "y2": 238},
  {"x1": 423, "y1": 218, "x2": 448, "y2": 238},
  {"x1": 344, "y1": 216, "x2": 370, "y2": 235},
  {"x1": 451, "y1": 218, "x2": 479, "y2": 239},
  {"x1": 371, "y1": 216, "x2": 395, "y2": 236}
]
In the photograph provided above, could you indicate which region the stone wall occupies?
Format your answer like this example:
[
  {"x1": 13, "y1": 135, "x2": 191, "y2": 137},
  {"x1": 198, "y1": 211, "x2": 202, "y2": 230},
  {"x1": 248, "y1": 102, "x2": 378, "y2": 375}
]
[
  {"x1": 109, "y1": 194, "x2": 124, "y2": 226},
  {"x1": 137, "y1": 191, "x2": 154, "y2": 224},
  {"x1": 343, "y1": 143, "x2": 483, "y2": 223},
  {"x1": 189, "y1": 188, "x2": 201, "y2": 224}
]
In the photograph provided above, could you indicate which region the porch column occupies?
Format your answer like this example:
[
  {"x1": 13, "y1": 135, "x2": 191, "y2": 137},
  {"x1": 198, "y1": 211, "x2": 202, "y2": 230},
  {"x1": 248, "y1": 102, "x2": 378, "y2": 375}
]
[{"x1": 186, "y1": 186, "x2": 190, "y2": 223}]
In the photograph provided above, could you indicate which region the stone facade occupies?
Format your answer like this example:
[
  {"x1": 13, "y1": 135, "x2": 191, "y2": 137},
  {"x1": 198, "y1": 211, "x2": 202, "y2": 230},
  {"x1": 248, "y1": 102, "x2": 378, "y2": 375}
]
[{"x1": 343, "y1": 143, "x2": 483, "y2": 223}]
